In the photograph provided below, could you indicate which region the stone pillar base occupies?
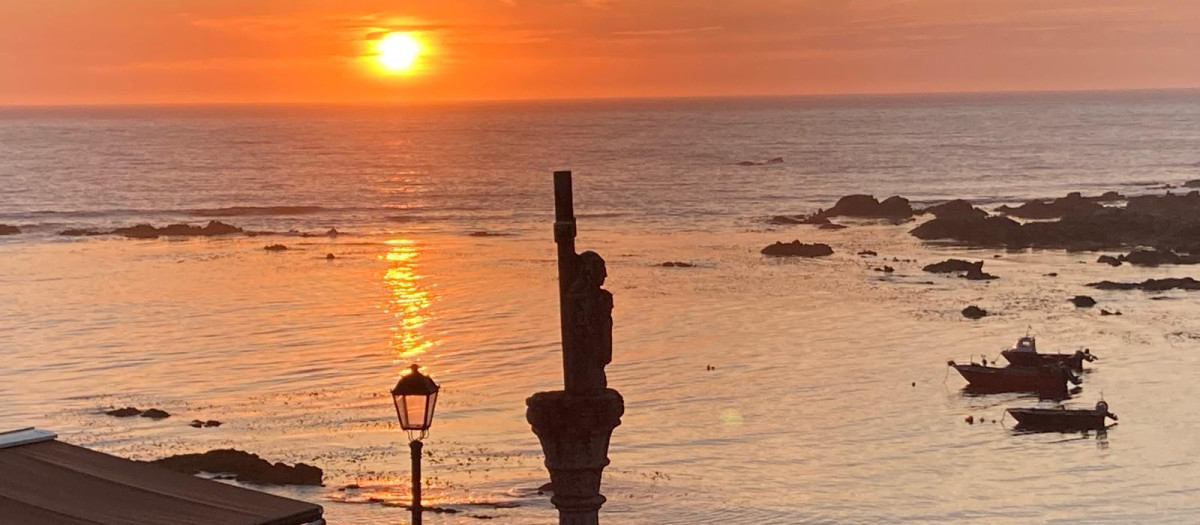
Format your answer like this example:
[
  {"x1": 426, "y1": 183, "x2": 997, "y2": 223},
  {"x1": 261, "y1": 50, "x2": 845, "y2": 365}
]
[{"x1": 527, "y1": 389, "x2": 624, "y2": 525}]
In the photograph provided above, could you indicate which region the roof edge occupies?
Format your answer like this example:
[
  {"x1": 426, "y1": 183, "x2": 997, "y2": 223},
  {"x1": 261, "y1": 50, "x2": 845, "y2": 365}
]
[{"x1": 0, "y1": 428, "x2": 58, "y2": 449}]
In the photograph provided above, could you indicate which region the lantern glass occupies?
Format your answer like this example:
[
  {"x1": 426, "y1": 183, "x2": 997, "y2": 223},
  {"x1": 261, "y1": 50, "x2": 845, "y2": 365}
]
[{"x1": 391, "y1": 364, "x2": 440, "y2": 440}]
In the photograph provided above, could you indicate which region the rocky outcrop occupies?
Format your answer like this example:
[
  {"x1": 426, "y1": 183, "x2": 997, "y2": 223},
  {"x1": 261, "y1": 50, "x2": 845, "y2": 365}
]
[
  {"x1": 0, "y1": 224, "x2": 20, "y2": 235},
  {"x1": 113, "y1": 221, "x2": 243, "y2": 239},
  {"x1": 920, "y1": 200, "x2": 988, "y2": 220},
  {"x1": 1089, "y1": 277, "x2": 1200, "y2": 291},
  {"x1": 149, "y1": 449, "x2": 323, "y2": 486},
  {"x1": 962, "y1": 306, "x2": 988, "y2": 319},
  {"x1": 995, "y1": 192, "x2": 1116, "y2": 219},
  {"x1": 761, "y1": 241, "x2": 833, "y2": 257},
  {"x1": 1097, "y1": 255, "x2": 1122, "y2": 267}
]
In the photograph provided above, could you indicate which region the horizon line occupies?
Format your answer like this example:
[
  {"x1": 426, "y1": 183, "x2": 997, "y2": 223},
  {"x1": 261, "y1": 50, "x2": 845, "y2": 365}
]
[{"x1": 3, "y1": 85, "x2": 1200, "y2": 110}]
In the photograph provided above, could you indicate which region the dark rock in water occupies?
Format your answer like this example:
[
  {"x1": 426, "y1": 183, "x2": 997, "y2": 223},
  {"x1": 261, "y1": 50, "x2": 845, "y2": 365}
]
[
  {"x1": 537, "y1": 481, "x2": 554, "y2": 493},
  {"x1": 961, "y1": 306, "x2": 988, "y2": 319},
  {"x1": 766, "y1": 157, "x2": 784, "y2": 164},
  {"x1": 1071, "y1": 295, "x2": 1097, "y2": 308},
  {"x1": 60, "y1": 228, "x2": 107, "y2": 236},
  {"x1": 189, "y1": 419, "x2": 222, "y2": 428},
  {"x1": 326, "y1": 228, "x2": 339, "y2": 237},
  {"x1": 923, "y1": 259, "x2": 982, "y2": 274},
  {"x1": 858, "y1": 250, "x2": 877, "y2": 256},
  {"x1": 822, "y1": 195, "x2": 914, "y2": 219},
  {"x1": 140, "y1": 408, "x2": 171, "y2": 420},
  {"x1": 1096, "y1": 191, "x2": 1125, "y2": 202},
  {"x1": 1100, "y1": 309, "x2": 1123, "y2": 316},
  {"x1": 1046, "y1": 272, "x2": 1059, "y2": 277},
  {"x1": 150, "y1": 449, "x2": 322, "y2": 486},
  {"x1": 921, "y1": 200, "x2": 987, "y2": 220},
  {"x1": 661, "y1": 261, "x2": 694, "y2": 267},
  {"x1": 263, "y1": 244, "x2": 288, "y2": 251},
  {"x1": 1097, "y1": 255, "x2": 1122, "y2": 267},
  {"x1": 113, "y1": 220, "x2": 243, "y2": 239},
  {"x1": 761, "y1": 241, "x2": 833, "y2": 257},
  {"x1": 874, "y1": 266, "x2": 895, "y2": 273},
  {"x1": 106, "y1": 407, "x2": 142, "y2": 417},
  {"x1": 961, "y1": 267, "x2": 999, "y2": 280},
  {"x1": 1119, "y1": 249, "x2": 1200, "y2": 266},
  {"x1": 736, "y1": 160, "x2": 762, "y2": 166},
  {"x1": 0, "y1": 224, "x2": 22, "y2": 235},
  {"x1": 1185, "y1": 180, "x2": 1200, "y2": 188},
  {"x1": 326, "y1": 253, "x2": 336, "y2": 260},
  {"x1": 818, "y1": 223, "x2": 847, "y2": 230},
  {"x1": 1089, "y1": 277, "x2": 1200, "y2": 291},
  {"x1": 910, "y1": 215, "x2": 1023, "y2": 247}
]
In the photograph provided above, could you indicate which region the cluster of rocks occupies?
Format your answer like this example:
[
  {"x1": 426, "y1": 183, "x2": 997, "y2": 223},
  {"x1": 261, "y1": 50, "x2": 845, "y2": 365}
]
[
  {"x1": 760, "y1": 241, "x2": 833, "y2": 257},
  {"x1": 148, "y1": 449, "x2": 323, "y2": 486},
  {"x1": 105, "y1": 407, "x2": 171, "y2": 420},
  {"x1": 910, "y1": 191, "x2": 1200, "y2": 251}
]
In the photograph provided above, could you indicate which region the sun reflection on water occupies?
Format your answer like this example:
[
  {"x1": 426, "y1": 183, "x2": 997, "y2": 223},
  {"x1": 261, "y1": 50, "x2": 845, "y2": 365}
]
[{"x1": 382, "y1": 239, "x2": 436, "y2": 361}]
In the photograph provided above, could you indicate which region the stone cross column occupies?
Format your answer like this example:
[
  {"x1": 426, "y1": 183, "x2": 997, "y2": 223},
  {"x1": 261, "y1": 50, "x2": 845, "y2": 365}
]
[{"x1": 527, "y1": 171, "x2": 624, "y2": 525}]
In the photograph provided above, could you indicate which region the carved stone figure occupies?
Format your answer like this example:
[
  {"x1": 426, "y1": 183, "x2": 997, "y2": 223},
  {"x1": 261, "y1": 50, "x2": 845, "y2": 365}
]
[{"x1": 564, "y1": 250, "x2": 613, "y2": 395}]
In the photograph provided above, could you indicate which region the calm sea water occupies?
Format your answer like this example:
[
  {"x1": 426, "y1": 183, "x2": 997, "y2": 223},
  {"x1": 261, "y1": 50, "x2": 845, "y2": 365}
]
[{"x1": 3, "y1": 92, "x2": 1200, "y2": 524}]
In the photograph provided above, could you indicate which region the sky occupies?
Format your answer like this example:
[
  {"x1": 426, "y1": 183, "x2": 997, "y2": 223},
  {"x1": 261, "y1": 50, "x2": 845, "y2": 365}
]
[{"x1": 1, "y1": 0, "x2": 1199, "y2": 105}]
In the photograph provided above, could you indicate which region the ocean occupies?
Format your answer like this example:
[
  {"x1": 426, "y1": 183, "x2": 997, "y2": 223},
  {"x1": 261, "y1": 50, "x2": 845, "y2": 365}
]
[{"x1": 3, "y1": 91, "x2": 1200, "y2": 524}]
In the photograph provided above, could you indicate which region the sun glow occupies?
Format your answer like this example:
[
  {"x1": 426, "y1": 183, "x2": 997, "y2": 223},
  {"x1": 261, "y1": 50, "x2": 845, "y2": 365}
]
[{"x1": 375, "y1": 32, "x2": 423, "y2": 73}]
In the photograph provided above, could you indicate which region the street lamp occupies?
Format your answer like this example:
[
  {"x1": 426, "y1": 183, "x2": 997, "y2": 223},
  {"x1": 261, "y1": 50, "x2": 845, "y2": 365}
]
[{"x1": 391, "y1": 364, "x2": 440, "y2": 525}]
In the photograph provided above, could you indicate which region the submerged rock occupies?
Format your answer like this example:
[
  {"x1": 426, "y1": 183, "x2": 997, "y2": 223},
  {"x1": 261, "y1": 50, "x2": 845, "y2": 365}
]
[
  {"x1": 150, "y1": 449, "x2": 323, "y2": 486},
  {"x1": 0, "y1": 224, "x2": 21, "y2": 235},
  {"x1": 263, "y1": 244, "x2": 288, "y2": 251},
  {"x1": 857, "y1": 250, "x2": 877, "y2": 256},
  {"x1": 1088, "y1": 277, "x2": 1200, "y2": 291},
  {"x1": 761, "y1": 241, "x2": 833, "y2": 257},
  {"x1": 961, "y1": 306, "x2": 988, "y2": 319},
  {"x1": 660, "y1": 261, "x2": 695, "y2": 267},
  {"x1": 923, "y1": 259, "x2": 982, "y2": 274},
  {"x1": 818, "y1": 223, "x2": 848, "y2": 230},
  {"x1": 1070, "y1": 295, "x2": 1097, "y2": 308}
]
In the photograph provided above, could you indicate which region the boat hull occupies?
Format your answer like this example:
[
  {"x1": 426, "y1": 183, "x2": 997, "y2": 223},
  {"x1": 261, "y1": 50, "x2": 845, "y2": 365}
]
[
  {"x1": 952, "y1": 364, "x2": 1071, "y2": 397},
  {"x1": 1007, "y1": 408, "x2": 1109, "y2": 431}
]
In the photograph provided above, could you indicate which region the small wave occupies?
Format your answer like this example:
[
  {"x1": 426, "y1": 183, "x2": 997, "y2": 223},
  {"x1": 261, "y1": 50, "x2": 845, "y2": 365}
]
[{"x1": 188, "y1": 206, "x2": 329, "y2": 217}]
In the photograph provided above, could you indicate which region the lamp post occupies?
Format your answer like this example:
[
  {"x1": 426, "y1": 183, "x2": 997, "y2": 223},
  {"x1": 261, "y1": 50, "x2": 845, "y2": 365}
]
[{"x1": 391, "y1": 364, "x2": 440, "y2": 525}]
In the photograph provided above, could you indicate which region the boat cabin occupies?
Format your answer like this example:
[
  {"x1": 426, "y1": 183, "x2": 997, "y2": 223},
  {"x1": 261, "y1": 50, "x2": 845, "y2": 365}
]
[{"x1": 1010, "y1": 336, "x2": 1037, "y2": 353}]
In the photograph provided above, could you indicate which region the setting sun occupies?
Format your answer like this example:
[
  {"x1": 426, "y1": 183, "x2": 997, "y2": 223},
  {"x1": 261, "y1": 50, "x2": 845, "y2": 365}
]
[{"x1": 375, "y1": 32, "x2": 423, "y2": 73}]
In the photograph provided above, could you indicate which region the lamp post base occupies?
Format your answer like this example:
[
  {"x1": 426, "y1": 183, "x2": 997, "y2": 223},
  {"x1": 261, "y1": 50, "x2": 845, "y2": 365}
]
[{"x1": 527, "y1": 389, "x2": 624, "y2": 525}]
